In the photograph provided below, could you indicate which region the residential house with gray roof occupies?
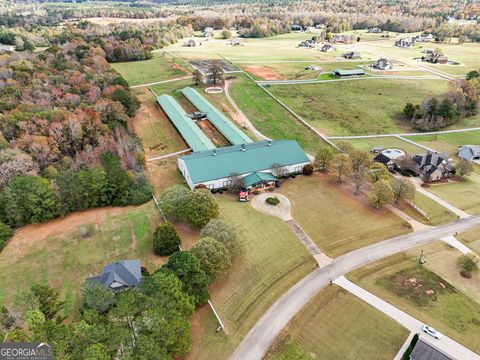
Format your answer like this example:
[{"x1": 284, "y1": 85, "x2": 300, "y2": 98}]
[{"x1": 87, "y1": 260, "x2": 142, "y2": 291}]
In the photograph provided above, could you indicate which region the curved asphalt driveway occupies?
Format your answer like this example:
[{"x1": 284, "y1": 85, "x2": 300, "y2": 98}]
[{"x1": 230, "y1": 214, "x2": 480, "y2": 360}]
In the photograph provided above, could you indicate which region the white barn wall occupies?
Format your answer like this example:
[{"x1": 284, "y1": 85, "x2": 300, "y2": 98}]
[{"x1": 178, "y1": 158, "x2": 310, "y2": 190}]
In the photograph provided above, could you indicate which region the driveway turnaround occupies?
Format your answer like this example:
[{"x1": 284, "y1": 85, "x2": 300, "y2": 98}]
[
  {"x1": 334, "y1": 276, "x2": 480, "y2": 360},
  {"x1": 230, "y1": 214, "x2": 480, "y2": 360}
]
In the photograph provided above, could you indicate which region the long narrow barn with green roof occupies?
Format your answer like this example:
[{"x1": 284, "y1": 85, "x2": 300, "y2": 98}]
[
  {"x1": 156, "y1": 94, "x2": 216, "y2": 152},
  {"x1": 181, "y1": 87, "x2": 253, "y2": 146}
]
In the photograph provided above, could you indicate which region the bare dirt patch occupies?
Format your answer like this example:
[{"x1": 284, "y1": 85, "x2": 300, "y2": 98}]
[
  {"x1": 244, "y1": 65, "x2": 286, "y2": 80},
  {"x1": 197, "y1": 119, "x2": 230, "y2": 147},
  {"x1": 5, "y1": 206, "x2": 137, "y2": 256},
  {"x1": 132, "y1": 87, "x2": 187, "y2": 158}
]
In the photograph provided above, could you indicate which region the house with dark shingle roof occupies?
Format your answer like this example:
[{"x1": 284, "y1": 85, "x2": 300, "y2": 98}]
[
  {"x1": 411, "y1": 152, "x2": 455, "y2": 181},
  {"x1": 374, "y1": 153, "x2": 396, "y2": 171},
  {"x1": 87, "y1": 259, "x2": 142, "y2": 291},
  {"x1": 458, "y1": 145, "x2": 480, "y2": 161},
  {"x1": 409, "y1": 339, "x2": 453, "y2": 360}
]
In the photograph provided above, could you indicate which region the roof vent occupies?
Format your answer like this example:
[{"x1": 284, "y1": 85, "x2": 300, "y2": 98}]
[
  {"x1": 212, "y1": 149, "x2": 217, "y2": 156},
  {"x1": 240, "y1": 144, "x2": 246, "y2": 152},
  {"x1": 267, "y1": 140, "x2": 272, "y2": 147}
]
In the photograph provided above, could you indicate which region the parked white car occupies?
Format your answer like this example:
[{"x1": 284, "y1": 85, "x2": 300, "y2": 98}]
[{"x1": 422, "y1": 325, "x2": 442, "y2": 339}]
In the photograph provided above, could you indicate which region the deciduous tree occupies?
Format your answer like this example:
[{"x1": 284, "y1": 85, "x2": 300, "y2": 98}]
[
  {"x1": 390, "y1": 177, "x2": 415, "y2": 203},
  {"x1": 201, "y1": 219, "x2": 238, "y2": 256},
  {"x1": 331, "y1": 153, "x2": 353, "y2": 182},
  {"x1": 190, "y1": 237, "x2": 231, "y2": 282},
  {"x1": 369, "y1": 179, "x2": 394, "y2": 208},
  {"x1": 314, "y1": 146, "x2": 334, "y2": 171}
]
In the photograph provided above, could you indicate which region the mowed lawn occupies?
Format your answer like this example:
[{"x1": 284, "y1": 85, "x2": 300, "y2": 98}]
[
  {"x1": 405, "y1": 130, "x2": 480, "y2": 154},
  {"x1": 229, "y1": 74, "x2": 324, "y2": 153},
  {"x1": 111, "y1": 52, "x2": 191, "y2": 86},
  {"x1": 458, "y1": 226, "x2": 480, "y2": 255},
  {"x1": 280, "y1": 175, "x2": 411, "y2": 257},
  {"x1": 398, "y1": 190, "x2": 457, "y2": 226},
  {"x1": 0, "y1": 203, "x2": 165, "y2": 319},
  {"x1": 269, "y1": 79, "x2": 448, "y2": 135},
  {"x1": 427, "y1": 169, "x2": 480, "y2": 215},
  {"x1": 348, "y1": 251, "x2": 480, "y2": 354},
  {"x1": 265, "y1": 286, "x2": 408, "y2": 360},
  {"x1": 187, "y1": 195, "x2": 316, "y2": 360}
]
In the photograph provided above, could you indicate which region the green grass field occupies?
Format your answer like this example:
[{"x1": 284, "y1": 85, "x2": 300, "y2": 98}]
[
  {"x1": 239, "y1": 61, "x2": 369, "y2": 81},
  {"x1": 0, "y1": 203, "x2": 164, "y2": 319},
  {"x1": 458, "y1": 226, "x2": 480, "y2": 255},
  {"x1": 188, "y1": 195, "x2": 316, "y2": 360},
  {"x1": 399, "y1": 191, "x2": 457, "y2": 226},
  {"x1": 229, "y1": 74, "x2": 324, "y2": 153},
  {"x1": 280, "y1": 175, "x2": 411, "y2": 257},
  {"x1": 357, "y1": 40, "x2": 480, "y2": 76},
  {"x1": 405, "y1": 131, "x2": 480, "y2": 154},
  {"x1": 412, "y1": 241, "x2": 480, "y2": 304},
  {"x1": 111, "y1": 52, "x2": 191, "y2": 86},
  {"x1": 265, "y1": 286, "x2": 408, "y2": 360},
  {"x1": 269, "y1": 79, "x2": 448, "y2": 135},
  {"x1": 427, "y1": 171, "x2": 480, "y2": 214},
  {"x1": 348, "y1": 252, "x2": 480, "y2": 353}
]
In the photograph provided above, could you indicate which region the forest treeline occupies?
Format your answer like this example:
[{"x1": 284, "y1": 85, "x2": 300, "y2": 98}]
[
  {"x1": 2, "y1": 0, "x2": 480, "y2": 42},
  {"x1": 0, "y1": 40, "x2": 153, "y2": 240}
]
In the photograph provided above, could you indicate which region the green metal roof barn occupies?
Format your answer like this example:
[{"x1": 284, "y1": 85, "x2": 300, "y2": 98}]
[
  {"x1": 156, "y1": 94, "x2": 216, "y2": 152},
  {"x1": 181, "y1": 87, "x2": 253, "y2": 146},
  {"x1": 178, "y1": 140, "x2": 309, "y2": 185}
]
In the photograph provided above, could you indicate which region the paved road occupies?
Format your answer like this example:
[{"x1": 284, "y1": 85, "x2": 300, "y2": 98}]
[
  {"x1": 230, "y1": 214, "x2": 480, "y2": 360},
  {"x1": 334, "y1": 276, "x2": 480, "y2": 360}
]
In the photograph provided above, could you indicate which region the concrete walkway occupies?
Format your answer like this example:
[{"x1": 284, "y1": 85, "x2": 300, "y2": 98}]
[
  {"x1": 230, "y1": 214, "x2": 480, "y2": 360},
  {"x1": 250, "y1": 192, "x2": 332, "y2": 267},
  {"x1": 416, "y1": 186, "x2": 470, "y2": 219},
  {"x1": 440, "y1": 235, "x2": 473, "y2": 254},
  {"x1": 387, "y1": 205, "x2": 432, "y2": 232},
  {"x1": 285, "y1": 220, "x2": 333, "y2": 267},
  {"x1": 334, "y1": 276, "x2": 480, "y2": 360}
]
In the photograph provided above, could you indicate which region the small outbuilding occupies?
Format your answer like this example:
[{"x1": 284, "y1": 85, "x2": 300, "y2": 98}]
[
  {"x1": 332, "y1": 68, "x2": 365, "y2": 77},
  {"x1": 343, "y1": 51, "x2": 361, "y2": 59}
]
